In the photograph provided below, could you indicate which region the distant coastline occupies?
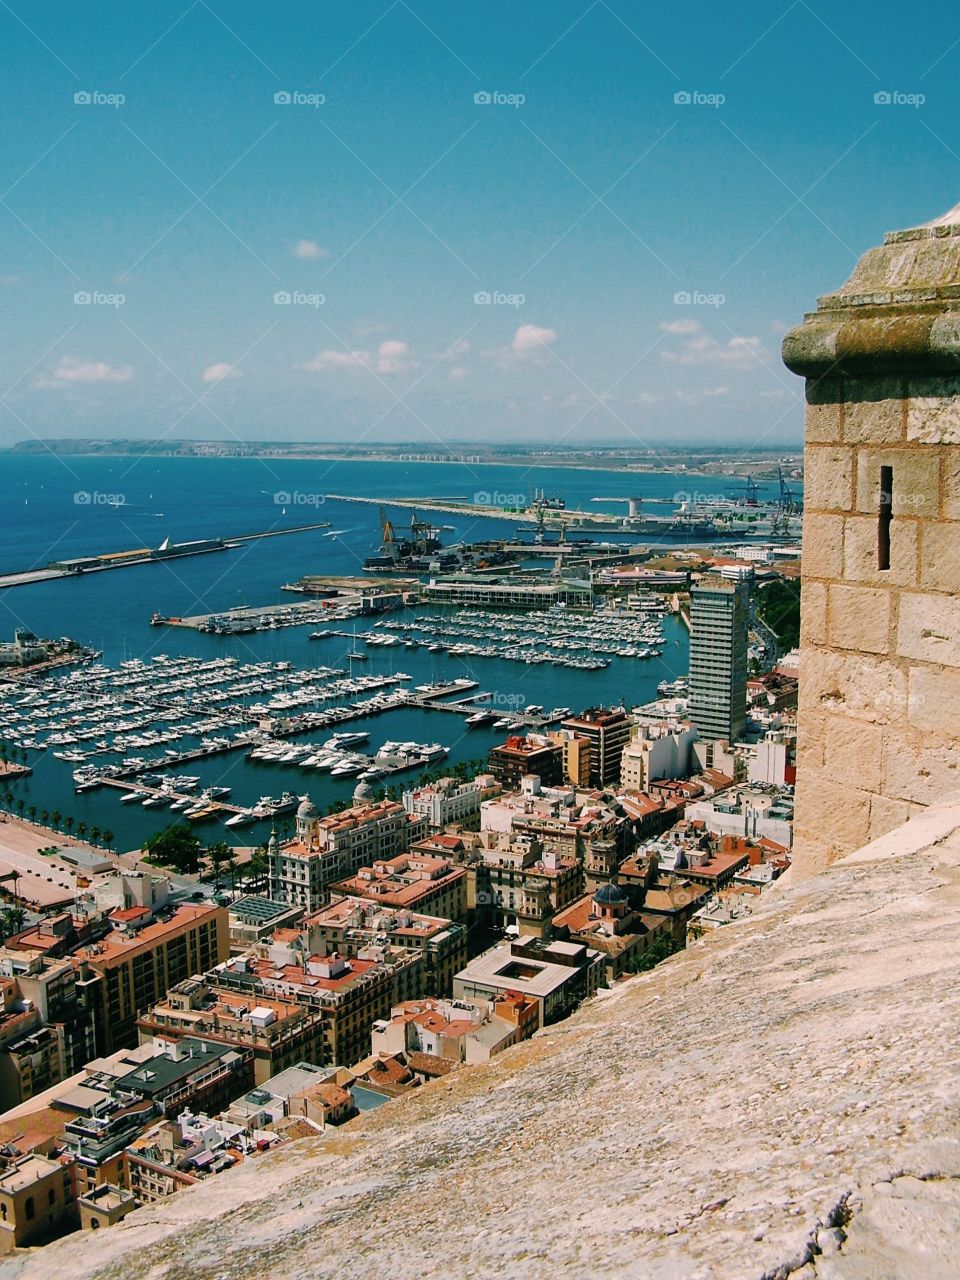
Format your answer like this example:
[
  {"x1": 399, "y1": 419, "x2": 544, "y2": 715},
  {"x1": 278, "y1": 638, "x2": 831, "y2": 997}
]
[{"x1": 5, "y1": 439, "x2": 803, "y2": 481}]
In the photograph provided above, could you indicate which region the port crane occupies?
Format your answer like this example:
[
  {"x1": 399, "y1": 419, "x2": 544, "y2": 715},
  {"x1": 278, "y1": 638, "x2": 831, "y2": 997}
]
[{"x1": 777, "y1": 465, "x2": 801, "y2": 514}]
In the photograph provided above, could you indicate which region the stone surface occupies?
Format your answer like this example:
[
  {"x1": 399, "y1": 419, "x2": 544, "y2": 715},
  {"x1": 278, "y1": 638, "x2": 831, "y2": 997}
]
[
  {"x1": 6, "y1": 803, "x2": 960, "y2": 1280},
  {"x1": 897, "y1": 591, "x2": 960, "y2": 666},
  {"x1": 805, "y1": 446, "x2": 854, "y2": 512},
  {"x1": 801, "y1": 511, "x2": 844, "y2": 579},
  {"x1": 854, "y1": 447, "x2": 940, "y2": 520},
  {"x1": 842, "y1": 513, "x2": 918, "y2": 588},
  {"x1": 920, "y1": 522, "x2": 960, "y2": 592},
  {"x1": 842, "y1": 379, "x2": 905, "y2": 444},
  {"x1": 906, "y1": 380, "x2": 960, "y2": 444},
  {"x1": 827, "y1": 584, "x2": 890, "y2": 655}
]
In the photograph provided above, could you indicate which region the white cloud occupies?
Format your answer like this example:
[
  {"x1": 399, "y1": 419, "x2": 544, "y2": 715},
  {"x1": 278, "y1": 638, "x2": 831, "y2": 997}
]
[
  {"x1": 660, "y1": 331, "x2": 766, "y2": 369},
  {"x1": 302, "y1": 350, "x2": 367, "y2": 372},
  {"x1": 376, "y1": 339, "x2": 410, "y2": 374},
  {"x1": 448, "y1": 365, "x2": 468, "y2": 381},
  {"x1": 38, "y1": 357, "x2": 134, "y2": 387},
  {"x1": 301, "y1": 338, "x2": 411, "y2": 375},
  {"x1": 293, "y1": 239, "x2": 327, "y2": 259},
  {"x1": 512, "y1": 324, "x2": 557, "y2": 354},
  {"x1": 675, "y1": 385, "x2": 729, "y2": 405},
  {"x1": 660, "y1": 318, "x2": 701, "y2": 335},
  {"x1": 201, "y1": 362, "x2": 241, "y2": 385}
]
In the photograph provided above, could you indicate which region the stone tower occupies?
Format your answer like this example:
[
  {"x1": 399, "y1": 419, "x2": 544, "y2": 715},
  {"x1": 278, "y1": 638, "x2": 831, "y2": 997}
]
[{"x1": 784, "y1": 203, "x2": 960, "y2": 873}]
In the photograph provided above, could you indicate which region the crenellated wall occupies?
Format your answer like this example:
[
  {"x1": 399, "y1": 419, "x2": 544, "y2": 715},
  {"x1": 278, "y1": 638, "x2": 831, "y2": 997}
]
[{"x1": 784, "y1": 205, "x2": 960, "y2": 873}]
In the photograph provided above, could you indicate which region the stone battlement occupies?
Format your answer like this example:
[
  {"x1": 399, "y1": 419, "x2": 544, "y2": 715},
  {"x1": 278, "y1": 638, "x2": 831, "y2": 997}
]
[{"x1": 784, "y1": 203, "x2": 960, "y2": 873}]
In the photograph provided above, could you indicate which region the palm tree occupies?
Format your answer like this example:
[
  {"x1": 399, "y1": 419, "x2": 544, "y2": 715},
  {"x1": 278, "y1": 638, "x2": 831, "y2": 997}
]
[
  {"x1": 15, "y1": 799, "x2": 24, "y2": 817},
  {"x1": 26, "y1": 805, "x2": 36, "y2": 824},
  {"x1": 206, "y1": 840, "x2": 231, "y2": 889},
  {"x1": 40, "y1": 810, "x2": 49, "y2": 827},
  {"x1": 51, "y1": 810, "x2": 62, "y2": 830},
  {"x1": 102, "y1": 829, "x2": 114, "y2": 851},
  {"x1": 64, "y1": 815, "x2": 74, "y2": 834},
  {"x1": 76, "y1": 821, "x2": 87, "y2": 842},
  {"x1": 89, "y1": 826, "x2": 101, "y2": 846},
  {"x1": 2, "y1": 792, "x2": 12, "y2": 812}
]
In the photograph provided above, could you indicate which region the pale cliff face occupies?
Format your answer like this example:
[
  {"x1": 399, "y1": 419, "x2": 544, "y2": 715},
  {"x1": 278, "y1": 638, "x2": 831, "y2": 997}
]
[{"x1": 5, "y1": 801, "x2": 960, "y2": 1280}]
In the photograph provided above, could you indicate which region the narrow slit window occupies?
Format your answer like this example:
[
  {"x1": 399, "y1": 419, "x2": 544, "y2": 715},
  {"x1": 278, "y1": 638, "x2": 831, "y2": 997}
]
[{"x1": 878, "y1": 465, "x2": 893, "y2": 571}]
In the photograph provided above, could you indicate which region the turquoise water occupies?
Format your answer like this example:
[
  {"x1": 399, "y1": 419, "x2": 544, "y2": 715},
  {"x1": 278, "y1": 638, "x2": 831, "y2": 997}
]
[{"x1": 0, "y1": 456, "x2": 778, "y2": 848}]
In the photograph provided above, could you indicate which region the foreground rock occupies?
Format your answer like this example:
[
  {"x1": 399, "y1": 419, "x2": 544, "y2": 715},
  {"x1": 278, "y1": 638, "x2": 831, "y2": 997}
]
[{"x1": 5, "y1": 801, "x2": 960, "y2": 1280}]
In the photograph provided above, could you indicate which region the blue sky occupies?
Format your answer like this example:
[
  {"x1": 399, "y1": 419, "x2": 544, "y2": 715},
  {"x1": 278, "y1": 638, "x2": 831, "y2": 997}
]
[{"x1": 0, "y1": 1, "x2": 957, "y2": 448}]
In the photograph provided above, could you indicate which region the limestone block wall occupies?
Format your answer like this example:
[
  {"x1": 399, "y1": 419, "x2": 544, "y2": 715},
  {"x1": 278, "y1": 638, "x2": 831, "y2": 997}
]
[
  {"x1": 796, "y1": 376, "x2": 960, "y2": 869},
  {"x1": 784, "y1": 207, "x2": 960, "y2": 873}
]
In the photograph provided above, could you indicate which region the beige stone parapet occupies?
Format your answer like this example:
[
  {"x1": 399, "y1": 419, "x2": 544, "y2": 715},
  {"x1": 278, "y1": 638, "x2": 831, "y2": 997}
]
[{"x1": 785, "y1": 204, "x2": 960, "y2": 869}]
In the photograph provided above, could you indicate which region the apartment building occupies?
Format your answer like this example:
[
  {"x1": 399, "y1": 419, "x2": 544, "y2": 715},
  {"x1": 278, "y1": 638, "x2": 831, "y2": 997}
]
[
  {"x1": 72, "y1": 902, "x2": 228, "y2": 1054},
  {"x1": 402, "y1": 774, "x2": 501, "y2": 831},
  {"x1": 330, "y1": 850, "x2": 468, "y2": 923},
  {"x1": 560, "y1": 708, "x2": 632, "y2": 786}
]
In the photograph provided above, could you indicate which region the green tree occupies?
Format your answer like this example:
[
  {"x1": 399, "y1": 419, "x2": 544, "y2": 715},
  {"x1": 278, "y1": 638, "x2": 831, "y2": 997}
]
[
  {"x1": 0, "y1": 905, "x2": 25, "y2": 940},
  {"x1": 76, "y1": 821, "x2": 87, "y2": 842},
  {"x1": 40, "y1": 809, "x2": 49, "y2": 827},
  {"x1": 142, "y1": 823, "x2": 203, "y2": 874},
  {"x1": 89, "y1": 826, "x2": 101, "y2": 846},
  {"x1": 625, "y1": 933, "x2": 682, "y2": 975},
  {"x1": 50, "y1": 810, "x2": 62, "y2": 830},
  {"x1": 26, "y1": 805, "x2": 36, "y2": 824},
  {"x1": 64, "y1": 816, "x2": 74, "y2": 834},
  {"x1": 225, "y1": 854, "x2": 239, "y2": 893},
  {"x1": 102, "y1": 829, "x2": 114, "y2": 851},
  {"x1": 245, "y1": 849, "x2": 268, "y2": 889},
  {"x1": 205, "y1": 840, "x2": 232, "y2": 888}
]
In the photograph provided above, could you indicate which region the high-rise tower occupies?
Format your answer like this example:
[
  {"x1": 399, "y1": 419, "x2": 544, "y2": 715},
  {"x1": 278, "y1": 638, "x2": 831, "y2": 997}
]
[{"x1": 688, "y1": 578, "x2": 749, "y2": 744}]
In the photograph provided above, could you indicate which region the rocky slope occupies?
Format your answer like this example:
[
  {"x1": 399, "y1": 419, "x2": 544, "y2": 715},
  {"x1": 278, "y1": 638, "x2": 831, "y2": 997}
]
[{"x1": 6, "y1": 801, "x2": 960, "y2": 1280}]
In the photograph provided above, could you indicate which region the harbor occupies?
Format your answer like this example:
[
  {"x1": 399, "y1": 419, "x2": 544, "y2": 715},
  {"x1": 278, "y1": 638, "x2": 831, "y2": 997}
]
[{"x1": 0, "y1": 601, "x2": 689, "y2": 845}]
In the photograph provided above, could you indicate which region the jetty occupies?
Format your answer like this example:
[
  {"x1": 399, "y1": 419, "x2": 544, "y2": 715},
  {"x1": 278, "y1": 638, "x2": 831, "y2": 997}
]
[{"x1": 0, "y1": 522, "x2": 333, "y2": 593}]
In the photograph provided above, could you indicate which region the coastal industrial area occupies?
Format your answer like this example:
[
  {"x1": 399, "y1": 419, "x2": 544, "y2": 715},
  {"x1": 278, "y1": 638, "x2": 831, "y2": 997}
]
[{"x1": 0, "y1": 473, "x2": 800, "y2": 1252}]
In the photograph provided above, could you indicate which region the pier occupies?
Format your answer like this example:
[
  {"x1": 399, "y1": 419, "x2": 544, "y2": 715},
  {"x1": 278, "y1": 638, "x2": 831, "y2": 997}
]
[
  {"x1": 0, "y1": 521, "x2": 334, "y2": 593},
  {"x1": 98, "y1": 778, "x2": 244, "y2": 820}
]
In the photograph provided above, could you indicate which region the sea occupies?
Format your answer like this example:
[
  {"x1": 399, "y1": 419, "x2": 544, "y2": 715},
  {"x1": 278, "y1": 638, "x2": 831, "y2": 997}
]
[{"x1": 0, "y1": 454, "x2": 784, "y2": 850}]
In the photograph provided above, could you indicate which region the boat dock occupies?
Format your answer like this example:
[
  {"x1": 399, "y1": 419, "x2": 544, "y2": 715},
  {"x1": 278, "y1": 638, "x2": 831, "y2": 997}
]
[
  {"x1": 153, "y1": 600, "x2": 344, "y2": 632},
  {"x1": 98, "y1": 778, "x2": 245, "y2": 819}
]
